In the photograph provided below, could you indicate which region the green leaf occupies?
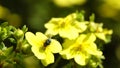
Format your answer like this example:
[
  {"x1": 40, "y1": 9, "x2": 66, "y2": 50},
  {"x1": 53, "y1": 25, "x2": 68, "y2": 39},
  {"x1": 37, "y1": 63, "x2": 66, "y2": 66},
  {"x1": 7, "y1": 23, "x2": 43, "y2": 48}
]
[
  {"x1": 4, "y1": 46, "x2": 13, "y2": 56},
  {"x1": 76, "y1": 10, "x2": 85, "y2": 22},
  {"x1": 0, "y1": 42, "x2": 6, "y2": 50},
  {"x1": 22, "y1": 25, "x2": 28, "y2": 33},
  {"x1": 0, "y1": 22, "x2": 9, "y2": 27},
  {"x1": 9, "y1": 38, "x2": 16, "y2": 43},
  {"x1": 89, "y1": 14, "x2": 95, "y2": 22}
]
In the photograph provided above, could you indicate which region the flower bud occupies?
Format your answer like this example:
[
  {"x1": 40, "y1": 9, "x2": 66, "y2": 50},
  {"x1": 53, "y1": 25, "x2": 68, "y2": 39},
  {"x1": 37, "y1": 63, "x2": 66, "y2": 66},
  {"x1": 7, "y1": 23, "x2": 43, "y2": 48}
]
[
  {"x1": 22, "y1": 44, "x2": 31, "y2": 54},
  {"x1": 14, "y1": 29, "x2": 24, "y2": 39}
]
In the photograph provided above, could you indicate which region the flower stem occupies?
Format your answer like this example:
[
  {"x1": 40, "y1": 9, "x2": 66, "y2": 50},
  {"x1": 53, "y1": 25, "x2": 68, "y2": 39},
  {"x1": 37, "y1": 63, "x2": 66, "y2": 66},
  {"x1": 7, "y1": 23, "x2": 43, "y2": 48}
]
[{"x1": 51, "y1": 56, "x2": 61, "y2": 68}]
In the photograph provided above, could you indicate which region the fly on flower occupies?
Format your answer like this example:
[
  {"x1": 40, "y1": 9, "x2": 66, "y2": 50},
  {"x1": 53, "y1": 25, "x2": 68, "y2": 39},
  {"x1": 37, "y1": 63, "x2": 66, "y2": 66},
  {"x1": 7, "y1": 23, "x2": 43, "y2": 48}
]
[
  {"x1": 44, "y1": 38, "x2": 51, "y2": 47},
  {"x1": 25, "y1": 32, "x2": 62, "y2": 66}
]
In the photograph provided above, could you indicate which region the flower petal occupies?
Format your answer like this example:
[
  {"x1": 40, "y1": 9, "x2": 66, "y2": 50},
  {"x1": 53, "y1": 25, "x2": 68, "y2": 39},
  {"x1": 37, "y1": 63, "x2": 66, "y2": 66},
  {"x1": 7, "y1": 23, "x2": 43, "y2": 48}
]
[
  {"x1": 41, "y1": 52, "x2": 54, "y2": 66},
  {"x1": 76, "y1": 34, "x2": 86, "y2": 44},
  {"x1": 60, "y1": 26, "x2": 79, "y2": 39},
  {"x1": 25, "y1": 32, "x2": 43, "y2": 47},
  {"x1": 74, "y1": 53, "x2": 87, "y2": 66},
  {"x1": 83, "y1": 33, "x2": 96, "y2": 43},
  {"x1": 95, "y1": 33, "x2": 107, "y2": 42},
  {"x1": 45, "y1": 29, "x2": 59, "y2": 36},
  {"x1": 47, "y1": 39, "x2": 62, "y2": 53},
  {"x1": 60, "y1": 46, "x2": 76, "y2": 59},
  {"x1": 83, "y1": 43, "x2": 97, "y2": 55},
  {"x1": 62, "y1": 39, "x2": 75, "y2": 49},
  {"x1": 31, "y1": 46, "x2": 46, "y2": 59},
  {"x1": 44, "y1": 22, "x2": 56, "y2": 29},
  {"x1": 45, "y1": 18, "x2": 63, "y2": 29},
  {"x1": 36, "y1": 32, "x2": 48, "y2": 41},
  {"x1": 74, "y1": 21, "x2": 88, "y2": 32}
]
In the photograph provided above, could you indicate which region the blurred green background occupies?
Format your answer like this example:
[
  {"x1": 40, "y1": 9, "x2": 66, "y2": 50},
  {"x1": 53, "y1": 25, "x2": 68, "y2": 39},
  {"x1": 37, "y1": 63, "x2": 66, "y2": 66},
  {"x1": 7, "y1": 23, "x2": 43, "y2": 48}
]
[{"x1": 0, "y1": 0, "x2": 120, "y2": 68}]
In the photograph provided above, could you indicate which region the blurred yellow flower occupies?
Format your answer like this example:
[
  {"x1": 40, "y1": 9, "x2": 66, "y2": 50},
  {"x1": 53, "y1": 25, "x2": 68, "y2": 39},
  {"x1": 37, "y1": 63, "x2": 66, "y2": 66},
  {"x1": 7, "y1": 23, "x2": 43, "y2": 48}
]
[
  {"x1": 25, "y1": 32, "x2": 62, "y2": 66},
  {"x1": 53, "y1": 0, "x2": 86, "y2": 7},
  {"x1": 98, "y1": 0, "x2": 120, "y2": 18},
  {"x1": 106, "y1": 0, "x2": 120, "y2": 10},
  {"x1": 0, "y1": 5, "x2": 10, "y2": 19},
  {"x1": 60, "y1": 33, "x2": 103, "y2": 66},
  {"x1": 0, "y1": 6, "x2": 21, "y2": 27},
  {"x1": 45, "y1": 13, "x2": 87, "y2": 39}
]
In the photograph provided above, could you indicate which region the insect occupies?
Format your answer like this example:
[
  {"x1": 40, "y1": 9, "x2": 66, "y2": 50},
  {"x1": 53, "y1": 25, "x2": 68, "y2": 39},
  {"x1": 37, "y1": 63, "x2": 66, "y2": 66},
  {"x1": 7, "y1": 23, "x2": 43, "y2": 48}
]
[{"x1": 44, "y1": 38, "x2": 51, "y2": 47}]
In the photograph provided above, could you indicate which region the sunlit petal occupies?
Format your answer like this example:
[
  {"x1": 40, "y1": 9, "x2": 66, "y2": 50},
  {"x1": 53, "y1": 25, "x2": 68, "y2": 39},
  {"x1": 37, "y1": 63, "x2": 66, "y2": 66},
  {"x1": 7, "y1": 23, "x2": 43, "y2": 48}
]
[
  {"x1": 74, "y1": 53, "x2": 87, "y2": 66},
  {"x1": 45, "y1": 29, "x2": 59, "y2": 36},
  {"x1": 62, "y1": 39, "x2": 75, "y2": 49},
  {"x1": 41, "y1": 52, "x2": 54, "y2": 66},
  {"x1": 60, "y1": 26, "x2": 79, "y2": 39},
  {"x1": 36, "y1": 32, "x2": 47, "y2": 41},
  {"x1": 95, "y1": 33, "x2": 106, "y2": 42},
  {"x1": 25, "y1": 32, "x2": 43, "y2": 47},
  {"x1": 47, "y1": 39, "x2": 62, "y2": 53},
  {"x1": 31, "y1": 46, "x2": 46, "y2": 59},
  {"x1": 83, "y1": 33, "x2": 96, "y2": 43}
]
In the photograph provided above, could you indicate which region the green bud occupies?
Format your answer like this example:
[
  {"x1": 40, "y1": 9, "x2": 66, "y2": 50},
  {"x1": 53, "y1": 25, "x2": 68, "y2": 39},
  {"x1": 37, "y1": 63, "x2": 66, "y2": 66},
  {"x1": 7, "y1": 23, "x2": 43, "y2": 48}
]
[
  {"x1": 76, "y1": 10, "x2": 85, "y2": 21},
  {"x1": 22, "y1": 25, "x2": 28, "y2": 33},
  {"x1": 89, "y1": 14, "x2": 95, "y2": 22},
  {"x1": 14, "y1": 29, "x2": 24, "y2": 39},
  {"x1": 9, "y1": 38, "x2": 16, "y2": 43},
  {"x1": 22, "y1": 44, "x2": 31, "y2": 54}
]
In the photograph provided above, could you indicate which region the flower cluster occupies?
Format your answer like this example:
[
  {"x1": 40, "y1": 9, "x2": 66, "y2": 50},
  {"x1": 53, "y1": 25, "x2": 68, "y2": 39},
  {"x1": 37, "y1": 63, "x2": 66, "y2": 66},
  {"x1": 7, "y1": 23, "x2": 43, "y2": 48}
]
[{"x1": 25, "y1": 11, "x2": 112, "y2": 67}]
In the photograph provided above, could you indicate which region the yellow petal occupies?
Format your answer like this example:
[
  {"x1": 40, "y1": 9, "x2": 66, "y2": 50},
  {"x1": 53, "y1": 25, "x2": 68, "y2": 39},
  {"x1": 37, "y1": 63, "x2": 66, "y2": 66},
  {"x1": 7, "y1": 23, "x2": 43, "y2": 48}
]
[
  {"x1": 41, "y1": 52, "x2": 54, "y2": 66},
  {"x1": 60, "y1": 26, "x2": 79, "y2": 39},
  {"x1": 25, "y1": 32, "x2": 43, "y2": 47},
  {"x1": 60, "y1": 46, "x2": 76, "y2": 59},
  {"x1": 60, "y1": 51, "x2": 74, "y2": 59},
  {"x1": 45, "y1": 29, "x2": 59, "y2": 36},
  {"x1": 45, "y1": 18, "x2": 63, "y2": 28},
  {"x1": 45, "y1": 18, "x2": 63, "y2": 35},
  {"x1": 103, "y1": 29, "x2": 113, "y2": 35},
  {"x1": 74, "y1": 21, "x2": 88, "y2": 32},
  {"x1": 36, "y1": 32, "x2": 47, "y2": 41},
  {"x1": 83, "y1": 43, "x2": 97, "y2": 55},
  {"x1": 44, "y1": 22, "x2": 56, "y2": 29},
  {"x1": 31, "y1": 46, "x2": 46, "y2": 59},
  {"x1": 76, "y1": 34, "x2": 96, "y2": 44},
  {"x1": 95, "y1": 33, "x2": 107, "y2": 42},
  {"x1": 76, "y1": 34, "x2": 86, "y2": 44},
  {"x1": 64, "y1": 13, "x2": 76, "y2": 25},
  {"x1": 62, "y1": 39, "x2": 75, "y2": 49},
  {"x1": 83, "y1": 42, "x2": 103, "y2": 57},
  {"x1": 47, "y1": 39, "x2": 62, "y2": 53},
  {"x1": 74, "y1": 53, "x2": 87, "y2": 66},
  {"x1": 83, "y1": 33, "x2": 96, "y2": 43}
]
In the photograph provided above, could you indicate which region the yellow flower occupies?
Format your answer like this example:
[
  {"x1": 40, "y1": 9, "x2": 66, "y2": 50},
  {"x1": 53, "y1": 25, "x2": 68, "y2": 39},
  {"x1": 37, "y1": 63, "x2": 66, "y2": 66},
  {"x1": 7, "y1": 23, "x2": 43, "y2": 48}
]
[
  {"x1": 45, "y1": 13, "x2": 87, "y2": 40},
  {"x1": 25, "y1": 32, "x2": 62, "y2": 66},
  {"x1": 53, "y1": 0, "x2": 86, "y2": 7},
  {"x1": 89, "y1": 22, "x2": 113, "y2": 43},
  {"x1": 60, "y1": 33, "x2": 103, "y2": 66}
]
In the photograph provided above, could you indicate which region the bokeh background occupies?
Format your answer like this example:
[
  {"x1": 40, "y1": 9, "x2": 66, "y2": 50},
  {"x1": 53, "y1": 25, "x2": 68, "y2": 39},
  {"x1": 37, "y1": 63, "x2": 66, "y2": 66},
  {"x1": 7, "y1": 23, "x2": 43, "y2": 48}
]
[{"x1": 0, "y1": 0, "x2": 120, "y2": 68}]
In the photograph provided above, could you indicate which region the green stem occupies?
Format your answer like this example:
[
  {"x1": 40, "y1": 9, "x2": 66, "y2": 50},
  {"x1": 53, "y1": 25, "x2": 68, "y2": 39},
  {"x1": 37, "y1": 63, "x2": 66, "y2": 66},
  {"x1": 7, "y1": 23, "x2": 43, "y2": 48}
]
[{"x1": 51, "y1": 56, "x2": 61, "y2": 68}]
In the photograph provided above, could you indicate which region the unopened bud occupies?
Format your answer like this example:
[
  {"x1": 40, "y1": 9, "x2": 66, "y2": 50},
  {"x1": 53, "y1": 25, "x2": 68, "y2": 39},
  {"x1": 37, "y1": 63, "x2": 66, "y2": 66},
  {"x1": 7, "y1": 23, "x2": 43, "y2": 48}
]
[{"x1": 14, "y1": 29, "x2": 24, "y2": 39}]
